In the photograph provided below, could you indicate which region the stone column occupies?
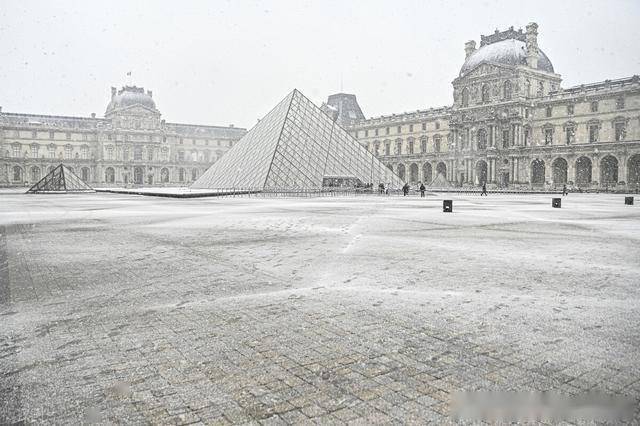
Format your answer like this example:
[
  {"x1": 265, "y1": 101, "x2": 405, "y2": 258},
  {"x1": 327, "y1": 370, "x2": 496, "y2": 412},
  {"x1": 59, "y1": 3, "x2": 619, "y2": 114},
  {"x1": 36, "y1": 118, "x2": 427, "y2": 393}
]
[
  {"x1": 593, "y1": 156, "x2": 600, "y2": 186},
  {"x1": 544, "y1": 158, "x2": 552, "y2": 186},
  {"x1": 568, "y1": 159, "x2": 576, "y2": 184}
]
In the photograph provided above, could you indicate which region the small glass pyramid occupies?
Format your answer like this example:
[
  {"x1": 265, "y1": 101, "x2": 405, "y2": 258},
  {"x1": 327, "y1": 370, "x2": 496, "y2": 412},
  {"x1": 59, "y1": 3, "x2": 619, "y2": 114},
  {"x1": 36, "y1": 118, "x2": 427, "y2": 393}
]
[
  {"x1": 192, "y1": 90, "x2": 404, "y2": 191},
  {"x1": 26, "y1": 164, "x2": 94, "y2": 193}
]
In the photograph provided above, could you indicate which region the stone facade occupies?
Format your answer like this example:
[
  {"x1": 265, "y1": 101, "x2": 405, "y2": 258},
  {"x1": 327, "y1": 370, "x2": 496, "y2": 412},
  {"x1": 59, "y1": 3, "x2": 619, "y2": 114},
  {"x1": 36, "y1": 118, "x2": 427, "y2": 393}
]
[
  {"x1": 0, "y1": 86, "x2": 247, "y2": 187},
  {"x1": 342, "y1": 23, "x2": 640, "y2": 190}
]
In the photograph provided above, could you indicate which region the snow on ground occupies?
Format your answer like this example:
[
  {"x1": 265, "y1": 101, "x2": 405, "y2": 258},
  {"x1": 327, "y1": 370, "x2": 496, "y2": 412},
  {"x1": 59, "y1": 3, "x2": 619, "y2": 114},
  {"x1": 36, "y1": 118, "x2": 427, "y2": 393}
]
[{"x1": 0, "y1": 192, "x2": 639, "y2": 423}]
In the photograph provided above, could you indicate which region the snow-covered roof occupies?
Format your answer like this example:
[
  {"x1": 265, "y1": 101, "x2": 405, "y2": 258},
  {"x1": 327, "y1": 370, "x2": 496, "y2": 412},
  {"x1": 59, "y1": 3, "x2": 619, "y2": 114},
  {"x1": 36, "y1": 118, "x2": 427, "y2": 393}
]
[{"x1": 460, "y1": 39, "x2": 554, "y2": 76}]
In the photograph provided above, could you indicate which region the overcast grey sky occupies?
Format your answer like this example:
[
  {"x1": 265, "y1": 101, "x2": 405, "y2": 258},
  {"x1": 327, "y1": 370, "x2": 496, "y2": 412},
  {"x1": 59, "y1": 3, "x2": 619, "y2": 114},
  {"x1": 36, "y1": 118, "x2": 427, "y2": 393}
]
[{"x1": 1, "y1": 0, "x2": 638, "y2": 129}]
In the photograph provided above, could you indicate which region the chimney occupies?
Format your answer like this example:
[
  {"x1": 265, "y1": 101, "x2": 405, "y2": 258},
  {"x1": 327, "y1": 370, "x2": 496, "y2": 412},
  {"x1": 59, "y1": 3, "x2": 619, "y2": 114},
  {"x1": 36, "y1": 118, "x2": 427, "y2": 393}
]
[
  {"x1": 111, "y1": 87, "x2": 117, "y2": 98},
  {"x1": 464, "y1": 40, "x2": 476, "y2": 59},
  {"x1": 526, "y1": 22, "x2": 539, "y2": 69}
]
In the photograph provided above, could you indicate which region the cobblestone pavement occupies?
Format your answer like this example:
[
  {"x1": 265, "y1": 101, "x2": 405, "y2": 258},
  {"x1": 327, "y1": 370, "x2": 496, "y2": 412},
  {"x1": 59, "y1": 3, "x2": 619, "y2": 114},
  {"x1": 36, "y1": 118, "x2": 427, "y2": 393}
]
[{"x1": 1, "y1": 192, "x2": 639, "y2": 424}]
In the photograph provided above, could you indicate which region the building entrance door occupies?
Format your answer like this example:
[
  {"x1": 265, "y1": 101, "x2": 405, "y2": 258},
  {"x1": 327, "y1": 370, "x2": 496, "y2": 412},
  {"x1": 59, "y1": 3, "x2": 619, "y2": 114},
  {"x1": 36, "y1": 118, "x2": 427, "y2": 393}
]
[{"x1": 500, "y1": 172, "x2": 509, "y2": 188}]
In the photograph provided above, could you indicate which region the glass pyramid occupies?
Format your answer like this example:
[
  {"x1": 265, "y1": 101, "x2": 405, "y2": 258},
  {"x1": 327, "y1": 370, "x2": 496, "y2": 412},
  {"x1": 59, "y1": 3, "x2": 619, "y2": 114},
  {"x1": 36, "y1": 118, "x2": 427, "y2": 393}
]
[
  {"x1": 192, "y1": 90, "x2": 404, "y2": 191},
  {"x1": 26, "y1": 164, "x2": 94, "y2": 193}
]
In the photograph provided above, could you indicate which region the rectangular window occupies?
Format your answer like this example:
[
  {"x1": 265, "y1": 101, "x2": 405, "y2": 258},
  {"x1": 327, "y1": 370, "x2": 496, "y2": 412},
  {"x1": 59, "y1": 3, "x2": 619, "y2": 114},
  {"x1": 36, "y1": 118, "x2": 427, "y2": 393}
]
[
  {"x1": 386, "y1": 127, "x2": 390, "y2": 135},
  {"x1": 545, "y1": 107, "x2": 552, "y2": 118},
  {"x1": 408, "y1": 140, "x2": 414, "y2": 154},
  {"x1": 48, "y1": 146, "x2": 55, "y2": 158},
  {"x1": 375, "y1": 129, "x2": 379, "y2": 136},
  {"x1": 616, "y1": 97, "x2": 625, "y2": 110},
  {"x1": 421, "y1": 138, "x2": 427, "y2": 153},
  {"x1": 589, "y1": 126, "x2": 599, "y2": 143},
  {"x1": 434, "y1": 138, "x2": 441, "y2": 152},
  {"x1": 148, "y1": 148, "x2": 154, "y2": 161},
  {"x1": 567, "y1": 105, "x2": 574, "y2": 115},
  {"x1": 32, "y1": 131, "x2": 37, "y2": 139},
  {"x1": 435, "y1": 122, "x2": 440, "y2": 130},
  {"x1": 502, "y1": 130, "x2": 510, "y2": 149},
  {"x1": 106, "y1": 147, "x2": 113, "y2": 160},
  {"x1": 12, "y1": 145, "x2": 20, "y2": 158},
  {"x1": 81, "y1": 146, "x2": 88, "y2": 160},
  {"x1": 49, "y1": 131, "x2": 55, "y2": 139},
  {"x1": 31, "y1": 145, "x2": 39, "y2": 158},
  {"x1": 565, "y1": 128, "x2": 575, "y2": 144},
  {"x1": 385, "y1": 142, "x2": 390, "y2": 156},
  {"x1": 422, "y1": 122, "x2": 426, "y2": 131},
  {"x1": 409, "y1": 124, "x2": 413, "y2": 132},
  {"x1": 64, "y1": 146, "x2": 72, "y2": 159},
  {"x1": 544, "y1": 129, "x2": 553, "y2": 145},
  {"x1": 66, "y1": 132, "x2": 71, "y2": 140},
  {"x1": 590, "y1": 101, "x2": 598, "y2": 112},
  {"x1": 364, "y1": 129, "x2": 368, "y2": 137},
  {"x1": 396, "y1": 141, "x2": 402, "y2": 154},
  {"x1": 614, "y1": 122, "x2": 626, "y2": 141},
  {"x1": 178, "y1": 151, "x2": 185, "y2": 161},
  {"x1": 397, "y1": 126, "x2": 401, "y2": 134}
]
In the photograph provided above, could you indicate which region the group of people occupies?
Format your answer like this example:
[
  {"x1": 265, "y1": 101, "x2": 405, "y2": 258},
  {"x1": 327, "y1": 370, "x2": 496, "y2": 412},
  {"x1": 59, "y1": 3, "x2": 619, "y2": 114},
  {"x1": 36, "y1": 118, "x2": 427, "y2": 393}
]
[{"x1": 401, "y1": 182, "x2": 427, "y2": 197}]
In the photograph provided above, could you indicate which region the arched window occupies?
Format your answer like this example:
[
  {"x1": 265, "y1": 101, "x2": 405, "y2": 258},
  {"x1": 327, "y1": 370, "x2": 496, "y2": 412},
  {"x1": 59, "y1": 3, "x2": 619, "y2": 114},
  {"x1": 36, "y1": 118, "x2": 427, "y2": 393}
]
[
  {"x1": 477, "y1": 129, "x2": 487, "y2": 150},
  {"x1": 481, "y1": 85, "x2": 490, "y2": 103},
  {"x1": 161, "y1": 168, "x2": 169, "y2": 183},
  {"x1": 503, "y1": 81, "x2": 512, "y2": 100},
  {"x1": 179, "y1": 168, "x2": 185, "y2": 182},
  {"x1": 31, "y1": 166, "x2": 40, "y2": 182},
  {"x1": 191, "y1": 169, "x2": 198, "y2": 181},
  {"x1": 13, "y1": 166, "x2": 22, "y2": 181},
  {"x1": 133, "y1": 145, "x2": 143, "y2": 160},
  {"x1": 461, "y1": 88, "x2": 469, "y2": 107},
  {"x1": 105, "y1": 167, "x2": 115, "y2": 183}
]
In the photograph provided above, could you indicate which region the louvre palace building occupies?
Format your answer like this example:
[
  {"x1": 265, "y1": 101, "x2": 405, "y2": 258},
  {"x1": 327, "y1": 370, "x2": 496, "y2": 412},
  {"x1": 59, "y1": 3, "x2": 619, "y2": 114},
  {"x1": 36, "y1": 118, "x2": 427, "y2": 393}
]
[
  {"x1": 327, "y1": 23, "x2": 640, "y2": 190},
  {"x1": 0, "y1": 86, "x2": 246, "y2": 187}
]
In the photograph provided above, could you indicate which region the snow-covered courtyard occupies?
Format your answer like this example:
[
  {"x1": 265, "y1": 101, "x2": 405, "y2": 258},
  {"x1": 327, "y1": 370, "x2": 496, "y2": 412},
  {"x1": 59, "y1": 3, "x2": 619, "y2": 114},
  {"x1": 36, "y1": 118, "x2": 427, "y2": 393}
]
[{"x1": 1, "y1": 192, "x2": 639, "y2": 423}]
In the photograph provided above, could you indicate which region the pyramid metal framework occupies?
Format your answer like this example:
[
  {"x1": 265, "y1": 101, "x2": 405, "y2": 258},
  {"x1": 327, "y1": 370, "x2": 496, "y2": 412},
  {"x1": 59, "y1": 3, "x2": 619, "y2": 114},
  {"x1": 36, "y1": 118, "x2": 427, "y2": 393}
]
[
  {"x1": 192, "y1": 90, "x2": 404, "y2": 191},
  {"x1": 26, "y1": 164, "x2": 94, "y2": 193}
]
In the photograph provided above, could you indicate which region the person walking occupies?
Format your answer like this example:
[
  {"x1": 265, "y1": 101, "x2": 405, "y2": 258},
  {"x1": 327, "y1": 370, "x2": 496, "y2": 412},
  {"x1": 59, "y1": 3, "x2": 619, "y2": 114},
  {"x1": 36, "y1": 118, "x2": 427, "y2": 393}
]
[
  {"x1": 403, "y1": 183, "x2": 409, "y2": 196},
  {"x1": 420, "y1": 183, "x2": 426, "y2": 197},
  {"x1": 562, "y1": 184, "x2": 568, "y2": 196},
  {"x1": 481, "y1": 182, "x2": 488, "y2": 196}
]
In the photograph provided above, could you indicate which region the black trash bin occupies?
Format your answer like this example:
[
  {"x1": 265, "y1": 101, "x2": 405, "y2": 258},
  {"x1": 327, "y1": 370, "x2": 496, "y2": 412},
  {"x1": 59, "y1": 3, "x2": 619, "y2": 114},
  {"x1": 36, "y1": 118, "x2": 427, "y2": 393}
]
[
  {"x1": 552, "y1": 198, "x2": 561, "y2": 208},
  {"x1": 443, "y1": 200, "x2": 453, "y2": 212},
  {"x1": 625, "y1": 196, "x2": 634, "y2": 205}
]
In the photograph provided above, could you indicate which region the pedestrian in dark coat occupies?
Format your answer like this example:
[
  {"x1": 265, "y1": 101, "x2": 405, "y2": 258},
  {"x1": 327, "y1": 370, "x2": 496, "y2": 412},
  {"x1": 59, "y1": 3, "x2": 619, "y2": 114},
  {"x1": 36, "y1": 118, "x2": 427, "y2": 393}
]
[
  {"x1": 481, "y1": 182, "x2": 487, "y2": 196},
  {"x1": 420, "y1": 183, "x2": 426, "y2": 197},
  {"x1": 403, "y1": 183, "x2": 409, "y2": 196},
  {"x1": 563, "y1": 184, "x2": 568, "y2": 196}
]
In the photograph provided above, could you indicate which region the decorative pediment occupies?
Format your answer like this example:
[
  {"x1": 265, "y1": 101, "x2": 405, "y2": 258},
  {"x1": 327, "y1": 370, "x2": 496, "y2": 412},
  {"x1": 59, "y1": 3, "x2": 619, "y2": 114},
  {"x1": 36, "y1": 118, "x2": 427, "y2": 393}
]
[
  {"x1": 106, "y1": 104, "x2": 160, "y2": 118},
  {"x1": 454, "y1": 62, "x2": 514, "y2": 84}
]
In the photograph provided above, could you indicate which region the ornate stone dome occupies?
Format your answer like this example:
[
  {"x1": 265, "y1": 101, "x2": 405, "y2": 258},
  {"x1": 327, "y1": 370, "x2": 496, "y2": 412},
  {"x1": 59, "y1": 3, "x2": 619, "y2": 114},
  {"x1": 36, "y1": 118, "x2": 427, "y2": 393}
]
[
  {"x1": 460, "y1": 38, "x2": 554, "y2": 77},
  {"x1": 106, "y1": 86, "x2": 156, "y2": 112}
]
